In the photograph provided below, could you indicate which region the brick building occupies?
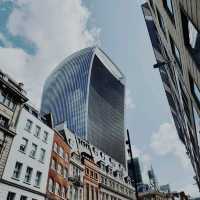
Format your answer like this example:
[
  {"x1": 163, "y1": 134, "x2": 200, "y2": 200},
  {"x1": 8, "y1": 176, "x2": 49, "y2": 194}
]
[{"x1": 47, "y1": 130, "x2": 70, "y2": 200}]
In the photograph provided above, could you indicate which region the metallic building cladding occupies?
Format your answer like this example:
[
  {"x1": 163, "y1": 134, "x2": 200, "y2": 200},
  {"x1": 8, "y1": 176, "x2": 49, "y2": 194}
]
[
  {"x1": 41, "y1": 47, "x2": 126, "y2": 165},
  {"x1": 142, "y1": 3, "x2": 186, "y2": 144},
  {"x1": 88, "y1": 55, "x2": 125, "y2": 165},
  {"x1": 41, "y1": 47, "x2": 95, "y2": 138}
]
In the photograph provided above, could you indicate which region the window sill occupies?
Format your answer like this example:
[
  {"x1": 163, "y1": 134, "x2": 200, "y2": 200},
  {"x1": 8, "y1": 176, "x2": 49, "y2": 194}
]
[
  {"x1": 18, "y1": 149, "x2": 26, "y2": 154},
  {"x1": 34, "y1": 185, "x2": 40, "y2": 189},
  {"x1": 11, "y1": 176, "x2": 20, "y2": 181},
  {"x1": 29, "y1": 155, "x2": 36, "y2": 159},
  {"x1": 39, "y1": 160, "x2": 44, "y2": 164},
  {"x1": 24, "y1": 128, "x2": 31, "y2": 133},
  {"x1": 34, "y1": 135, "x2": 40, "y2": 139},
  {"x1": 23, "y1": 181, "x2": 31, "y2": 185}
]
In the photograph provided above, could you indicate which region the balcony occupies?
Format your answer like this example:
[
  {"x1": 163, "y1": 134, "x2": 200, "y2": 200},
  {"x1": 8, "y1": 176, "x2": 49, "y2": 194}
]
[{"x1": 68, "y1": 176, "x2": 83, "y2": 187}]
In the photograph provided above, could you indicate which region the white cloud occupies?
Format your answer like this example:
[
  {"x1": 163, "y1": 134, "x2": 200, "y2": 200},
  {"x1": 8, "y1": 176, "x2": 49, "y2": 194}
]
[
  {"x1": 0, "y1": 0, "x2": 100, "y2": 108},
  {"x1": 150, "y1": 122, "x2": 190, "y2": 169},
  {"x1": 126, "y1": 89, "x2": 135, "y2": 110},
  {"x1": 0, "y1": 47, "x2": 29, "y2": 79}
]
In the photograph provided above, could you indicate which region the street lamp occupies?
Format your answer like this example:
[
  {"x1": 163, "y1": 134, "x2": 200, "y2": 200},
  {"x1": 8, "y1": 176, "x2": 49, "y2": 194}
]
[
  {"x1": 126, "y1": 129, "x2": 139, "y2": 200},
  {"x1": 153, "y1": 60, "x2": 172, "y2": 69}
]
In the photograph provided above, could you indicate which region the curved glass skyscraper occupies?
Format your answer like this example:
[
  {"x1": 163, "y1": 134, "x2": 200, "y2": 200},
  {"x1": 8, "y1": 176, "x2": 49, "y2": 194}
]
[{"x1": 41, "y1": 47, "x2": 126, "y2": 165}]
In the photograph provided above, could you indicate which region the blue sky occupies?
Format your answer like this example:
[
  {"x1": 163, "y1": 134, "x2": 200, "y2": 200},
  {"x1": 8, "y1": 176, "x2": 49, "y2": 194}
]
[{"x1": 0, "y1": 0, "x2": 199, "y2": 196}]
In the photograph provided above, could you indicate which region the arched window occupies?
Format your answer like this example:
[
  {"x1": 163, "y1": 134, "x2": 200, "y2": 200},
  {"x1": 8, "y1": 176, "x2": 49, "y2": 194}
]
[
  {"x1": 60, "y1": 147, "x2": 64, "y2": 158},
  {"x1": 57, "y1": 163, "x2": 63, "y2": 175},
  {"x1": 51, "y1": 158, "x2": 56, "y2": 170},
  {"x1": 62, "y1": 187, "x2": 67, "y2": 198},
  {"x1": 65, "y1": 153, "x2": 69, "y2": 162},
  {"x1": 64, "y1": 168, "x2": 68, "y2": 179},
  {"x1": 55, "y1": 182, "x2": 61, "y2": 196},
  {"x1": 48, "y1": 178, "x2": 54, "y2": 193},
  {"x1": 53, "y1": 143, "x2": 58, "y2": 152}
]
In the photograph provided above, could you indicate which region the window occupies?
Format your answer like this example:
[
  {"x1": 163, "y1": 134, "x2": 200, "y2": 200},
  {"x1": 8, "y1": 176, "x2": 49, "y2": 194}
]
[
  {"x1": 163, "y1": 0, "x2": 174, "y2": 19},
  {"x1": 157, "y1": 8, "x2": 166, "y2": 36},
  {"x1": 94, "y1": 173, "x2": 98, "y2": 180},
  {"x1": 74, "y1": 187, "x2": 78, "y2": 200},
  {"x1": 4, "y1": 95, "x2": 11, "y2": 107},
  {"x1": 35, "y1": 171, "x2": 42, "y2": 187},
  {"x1": 181, "y1": 8, "x2": 200, "y2": 65},
  {"x1": 12, "y1": 162, "x2": 22, "y2": 179},
  {"x1": 20, "y1": 196, "x2": 27, "y2": 200},
  {"x1": 149, "y1": 0, "x2": 154, "y2": 12},
  {"x1": 60, "y1": 147, "x2": 64, "y2": 158},
  {"x1": 170, "y1": 35, "x2": 182, "y2": 73},
  {"x1": 24, "y1": 167, "x2": 33, "y2": 183},
  {"x1": 193, "y1": 106, "x2": 200, "y2": 152},
  {"x1": 0, "y1": 114, "x2": 9, "y2": 128},
  {"x1": 34, "y1": 126, "x2": 41, "y2": 137},
  {"x1": 62, "y1": 187, "x2": 67, "y2": 198},
  {"x1": 90, "y1": 170, "x2": 94, "y2": 178},
  {"x1": 19, "y1": 138, "x2": 28, "y2": 153},
  {"x1": 65, "y1": 153, "x2": 69, "y2": 162},
  {"x1": 30, "y1": 143, "x2": 37, "y2": 158},
  {"x1": 9, "y1": 99, "x2": 16, "y2": 111},
  {"x1": 180, "y1": 84, "x2": 191, "y2": 123},
  {"x1": 0, "y1": 90, "x2": 6, "y2": 103},
  {"x1": 54, "y1": 143, "x2": 58, "y2": 153},
  {"x1": 64, "y1": 168, "x2": 68, "y2": 179},
  {"x1": 7, "y1": 192, "x2": 16, "y2": 200},
  {"x1": 190, "y1": 74, "x2": 200, "y2": 107},
  {"x1": 96, "y1": 188, "x2": 98, "y2": 200},
  {"x1": 43, "y1": 131, "x2": 48, "y2": 142},
  {"x1": 69, "y1": 186, "x2": 73, "y2": 199},
  {"x1": 86, "y1": 184, "x2": 89, "y2": 200},
  {"x1": 51, "y1": 158, "x2": 56, "y2": 170},
  {"x1": 25, "y1": 119, "x2": 33, "y2": 132},
  {"x1": 57, "y1": 163, "x2": 63, "y2": 175},
  {"x1": 55, "y1": 182, "x2": 61, "y2": 196},
  {"x1": 48, "y1": 178, "x2": 54, "y2": 193},
  {"x1": 86, "y1": 168, "x2": 89, "y2": 175},
  {"x1": 91, "y1": 186, "x2": 94, "y2": 200},
  {"x1": 39, "y1": 148, "x2": 45, "y2": 162}
]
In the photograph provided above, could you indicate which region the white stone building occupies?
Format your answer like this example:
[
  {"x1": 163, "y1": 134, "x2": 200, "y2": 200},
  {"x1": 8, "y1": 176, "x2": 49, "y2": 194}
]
[{"x1": 0, "y1": 105, "x2": 54, "y2": 200}]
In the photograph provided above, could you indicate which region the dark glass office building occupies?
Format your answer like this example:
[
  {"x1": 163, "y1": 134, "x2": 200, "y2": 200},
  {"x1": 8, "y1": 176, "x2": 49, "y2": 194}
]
[{"x1": 41, "y1": 47, "x2": 126, "y2": 165}]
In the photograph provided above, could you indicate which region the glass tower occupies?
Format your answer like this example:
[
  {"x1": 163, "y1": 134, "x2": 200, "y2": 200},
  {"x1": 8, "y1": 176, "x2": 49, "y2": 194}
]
[{"x1": 41, "y1": 47, "x2": 126, "y2": 165}]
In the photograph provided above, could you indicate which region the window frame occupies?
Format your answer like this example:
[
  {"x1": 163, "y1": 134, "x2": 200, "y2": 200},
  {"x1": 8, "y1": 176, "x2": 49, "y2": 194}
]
[
  {"x1": 180, "y1": 5, "x2": 200, "y2": 68},
  {"x1": 156, "y1": 7, "x2": 166, "y2": 37},
  {"x1": 35, "y1": 171, "x2": 42, "y2": 187},
  {"x1": 24, "y1": 166, "x2": 33, "y2": 184},
  {"x1": 12, "y1": 162, "x2": 23, "y2": 180},
  {"x1": 34, "y1": 125, "x2": 41, "y2": 138},
  {"x1": 25, "y1": 119, "x2": 33, "y2": 132},
  {"x1": 169, "y1": 34, "x2": 183, "y2": 73},
  {"x1": 19, "y1": 138, "x2": 28, "y2": 153},
  {"x1": 163, "y1": 0, "x2": 175, "y2": 23},
  {"x1": 29, "y1": 143, "x2": 37, "y2": 159},
  {"x1": 7, "y1": 192, "x2": 16, "y2": 200}
]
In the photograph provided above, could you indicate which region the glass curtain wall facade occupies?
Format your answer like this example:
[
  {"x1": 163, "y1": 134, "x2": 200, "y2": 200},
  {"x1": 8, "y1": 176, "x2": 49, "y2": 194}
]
[{"x1": 41, "y1": 47, "x2": 126, "y2": 165}]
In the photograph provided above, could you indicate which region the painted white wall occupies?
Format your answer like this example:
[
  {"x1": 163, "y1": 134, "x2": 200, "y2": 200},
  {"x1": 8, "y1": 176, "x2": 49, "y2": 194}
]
[
  {"x1": 0, "y1": 183, "x2": 44, "y2": 200},
  {"x1": 2, "y1": 108, "x2": 54, "y2": 197}
]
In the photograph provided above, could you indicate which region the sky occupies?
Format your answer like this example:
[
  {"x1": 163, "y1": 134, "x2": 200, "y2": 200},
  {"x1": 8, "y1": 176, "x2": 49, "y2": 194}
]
[{"x1": 0, "y1": 0, "x2": 199, "y2": 197}]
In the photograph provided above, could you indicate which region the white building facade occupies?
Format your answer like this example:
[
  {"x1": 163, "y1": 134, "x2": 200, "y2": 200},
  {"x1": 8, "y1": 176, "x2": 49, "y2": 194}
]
[{"x1": 0, "y1": 106, "x2": 54, "y2": 200}]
